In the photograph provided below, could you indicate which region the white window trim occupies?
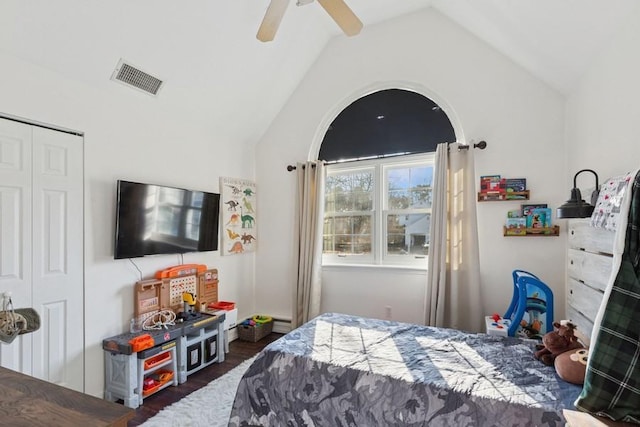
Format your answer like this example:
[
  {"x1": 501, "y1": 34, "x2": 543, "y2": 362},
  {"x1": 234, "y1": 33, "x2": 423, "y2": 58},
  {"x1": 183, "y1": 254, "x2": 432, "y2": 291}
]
[{"x1": 323, "y1": 152, "x2": 434, "y2": 269}]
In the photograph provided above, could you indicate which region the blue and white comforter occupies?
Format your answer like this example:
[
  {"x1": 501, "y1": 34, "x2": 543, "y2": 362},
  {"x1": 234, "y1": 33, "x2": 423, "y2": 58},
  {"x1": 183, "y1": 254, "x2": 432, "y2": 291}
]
[{"x1": 229, "y1": 312, "x2": 581, "y2": 426}]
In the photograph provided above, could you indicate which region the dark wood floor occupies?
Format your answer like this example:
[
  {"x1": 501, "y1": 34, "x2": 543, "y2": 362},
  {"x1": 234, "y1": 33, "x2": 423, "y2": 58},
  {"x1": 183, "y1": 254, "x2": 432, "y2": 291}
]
[{"x1": 127, "y1": 332, "x2": 283, "y2": 426}]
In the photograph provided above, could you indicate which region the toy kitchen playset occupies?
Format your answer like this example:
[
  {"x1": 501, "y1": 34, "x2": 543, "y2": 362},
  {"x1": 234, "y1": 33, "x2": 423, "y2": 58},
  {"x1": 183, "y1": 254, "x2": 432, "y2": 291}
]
[{"x1": 102, "y1": 264, "x2": 237, "y2": 409}]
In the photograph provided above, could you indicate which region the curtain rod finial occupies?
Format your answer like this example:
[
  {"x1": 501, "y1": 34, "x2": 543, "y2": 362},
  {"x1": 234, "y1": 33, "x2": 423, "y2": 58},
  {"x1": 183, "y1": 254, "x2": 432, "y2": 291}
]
[
  {"x1": 474, "y1": 141, "x2": 487, "y2": 150},
  {"x1": 287, "y1": 165, "x2": 297, "y2": 172}
]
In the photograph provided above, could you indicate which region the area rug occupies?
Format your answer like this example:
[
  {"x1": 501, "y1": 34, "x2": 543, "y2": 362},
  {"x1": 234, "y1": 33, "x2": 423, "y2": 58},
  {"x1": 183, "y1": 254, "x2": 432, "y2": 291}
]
[{"x1": 141, "y1": 355, "x2": 257, "y2": 427}]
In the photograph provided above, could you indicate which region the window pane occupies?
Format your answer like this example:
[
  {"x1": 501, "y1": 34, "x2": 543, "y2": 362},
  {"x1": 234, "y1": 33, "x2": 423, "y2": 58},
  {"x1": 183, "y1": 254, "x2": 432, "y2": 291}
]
[
  {"x1": 387, "y1": 166, "x2": 433, "y2": 209},
  {"x1": 386, "y1": 213, "x2": 430, "y2": 255},
  {"x1": 323, "y1": 215, "x2": 371, "y2": 255},
  {"x1": 388, "y1": 189, "x2": 409, "y2": 209},
  {"x1": 325, "y1": 171, "x2": 373, "y2": 213}
]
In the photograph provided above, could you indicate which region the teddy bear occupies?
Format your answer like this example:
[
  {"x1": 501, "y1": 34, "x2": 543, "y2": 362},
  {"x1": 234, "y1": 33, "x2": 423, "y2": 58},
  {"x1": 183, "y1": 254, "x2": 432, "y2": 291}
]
[{"x1": 534, "y1": 321, "x2": 583, "y2": 366}]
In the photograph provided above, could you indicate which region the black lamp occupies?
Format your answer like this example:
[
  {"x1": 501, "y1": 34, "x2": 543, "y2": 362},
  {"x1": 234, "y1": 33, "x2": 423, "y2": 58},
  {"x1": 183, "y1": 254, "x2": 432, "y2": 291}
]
[{"x1": 556, "y1": 169, "x2": 600, "y2": 219}]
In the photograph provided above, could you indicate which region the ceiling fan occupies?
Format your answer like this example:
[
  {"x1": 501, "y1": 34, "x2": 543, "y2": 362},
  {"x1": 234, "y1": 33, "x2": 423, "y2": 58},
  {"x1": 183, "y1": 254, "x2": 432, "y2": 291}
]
[{"x1": 257, "y1": 0, "x2": 363, "y2": 42}]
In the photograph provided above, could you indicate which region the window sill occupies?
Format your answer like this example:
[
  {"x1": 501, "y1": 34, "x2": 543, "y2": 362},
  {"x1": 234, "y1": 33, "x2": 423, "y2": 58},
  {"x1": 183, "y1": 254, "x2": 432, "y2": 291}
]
[{"x1": 322, "y1": 263, "x2": 427, "y2": 272}]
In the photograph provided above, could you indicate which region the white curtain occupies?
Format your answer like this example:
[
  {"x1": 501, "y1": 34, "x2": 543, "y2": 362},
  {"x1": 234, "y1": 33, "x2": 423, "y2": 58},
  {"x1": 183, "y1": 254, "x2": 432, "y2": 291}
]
[
  {"x1": 292, "y1": 161, "x2": 325, "y2": 329},
  {"x1": 425, "y1": 143, "x2": 482, "y2": 332}
]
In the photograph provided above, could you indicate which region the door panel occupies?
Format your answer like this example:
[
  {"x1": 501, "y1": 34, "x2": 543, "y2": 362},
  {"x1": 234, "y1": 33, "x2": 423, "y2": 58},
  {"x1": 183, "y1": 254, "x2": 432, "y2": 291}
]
[
  {"x1": 0, "y1": 187, "x2": 23, "y2": 279},
  {"x1": 40, "y1": 300, "x2": 67, "y2": 384},
  {"x1": 0, "y1": 118, "x2": 84, "y2": 392},
  {"x1": 42, "y1": 190, "x2": 67, "y2": 274}
]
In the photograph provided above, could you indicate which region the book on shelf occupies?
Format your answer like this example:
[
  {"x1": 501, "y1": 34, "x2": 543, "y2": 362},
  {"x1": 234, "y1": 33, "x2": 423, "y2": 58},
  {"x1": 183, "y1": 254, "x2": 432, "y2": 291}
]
[
  {"x1": 506, "y1": 217, "x2": 527, "y2": 228},
  {"x1": 505, "y1": 178, "x2": 527, "y2": 192},
  {"x1": 480, "y1": 175, "x2": 506, "y2": 194},
  {"x1": 522, "y1": 203, "x2": 548, "y2": 217},
  {"x1": 526, "y1": 208, "x2": 552, "y2": 228},
  {"x1": 505, "y1": 218, "x2": 527, "y2": 235}
]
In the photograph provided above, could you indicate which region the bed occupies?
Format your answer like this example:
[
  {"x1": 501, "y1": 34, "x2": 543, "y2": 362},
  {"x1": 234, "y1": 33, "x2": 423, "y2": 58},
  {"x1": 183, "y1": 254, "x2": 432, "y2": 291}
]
[
  {"x1": 229, "y1": 312, "x2": 582, "y2": 426},
  {"x1": 229, "y1": 171, "x2": 640, "y2": 427}
]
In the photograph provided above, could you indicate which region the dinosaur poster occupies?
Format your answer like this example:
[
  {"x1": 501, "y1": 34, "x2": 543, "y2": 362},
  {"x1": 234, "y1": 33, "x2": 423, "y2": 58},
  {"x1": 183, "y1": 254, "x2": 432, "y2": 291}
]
[{"x1": 220, "y1": 177, "x2": 257, "y2": 255}]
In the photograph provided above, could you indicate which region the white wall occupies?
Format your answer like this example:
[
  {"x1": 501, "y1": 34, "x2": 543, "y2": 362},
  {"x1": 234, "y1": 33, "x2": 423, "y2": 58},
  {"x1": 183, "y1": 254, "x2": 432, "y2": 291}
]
[
  {"x1": 0, "y1": 53, "x2": 256, "y2": 397},
  {"x1": 255, "y1": 8, "x2": 568, "y2": 331},
  {"x1": 565, "y1": 6, "x2": 640, "y2": 182},
  {"x1": 321, "y1": 267, "x2": 427, "y2": 323}
]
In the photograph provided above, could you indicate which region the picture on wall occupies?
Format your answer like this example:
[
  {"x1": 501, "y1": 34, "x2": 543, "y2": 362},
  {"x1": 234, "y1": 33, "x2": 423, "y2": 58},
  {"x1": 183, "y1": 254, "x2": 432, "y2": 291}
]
[{"x1": 220, "y1": 177, "x2": 257, "y2": 255}]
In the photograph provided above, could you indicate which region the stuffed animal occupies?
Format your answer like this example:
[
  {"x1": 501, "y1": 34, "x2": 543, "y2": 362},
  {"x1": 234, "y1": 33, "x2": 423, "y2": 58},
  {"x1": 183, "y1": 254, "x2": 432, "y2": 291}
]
[
  {"x1": 554, "y1": 348, "x2": 589, "y2": 385},
  {"x1": 534, "y1": 321, "x2": 583, "y2": 366}
]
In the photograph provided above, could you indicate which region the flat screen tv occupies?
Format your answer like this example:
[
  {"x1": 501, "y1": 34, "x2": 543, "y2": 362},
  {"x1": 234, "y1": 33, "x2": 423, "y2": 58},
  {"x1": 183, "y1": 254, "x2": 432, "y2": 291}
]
[{"x1": 114, "y1": 180, "x2": 220, "y2": 259}]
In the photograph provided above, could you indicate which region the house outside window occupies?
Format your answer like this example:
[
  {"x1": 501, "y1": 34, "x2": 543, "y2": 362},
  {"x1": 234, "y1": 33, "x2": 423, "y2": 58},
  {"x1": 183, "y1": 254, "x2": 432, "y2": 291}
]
[{"x1": 323, "y1": 153, "x2": 434, "y2": 267}]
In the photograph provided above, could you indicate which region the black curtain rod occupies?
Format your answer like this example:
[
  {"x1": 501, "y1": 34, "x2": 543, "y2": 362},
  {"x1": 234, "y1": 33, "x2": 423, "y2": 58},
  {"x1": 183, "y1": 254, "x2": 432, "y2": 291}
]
[
  {"x1": 450, "y1": 140, "x2": 487, "y2": 151},
  {"x1": 286, "y1": 141, "x2": 487, "y2": 171},
  {"x1": 286, "y1": 164, "x2": 317, "y2": 172},
  {"x1": 286, "y1": 151, "x2": 417, "y2": 172}
]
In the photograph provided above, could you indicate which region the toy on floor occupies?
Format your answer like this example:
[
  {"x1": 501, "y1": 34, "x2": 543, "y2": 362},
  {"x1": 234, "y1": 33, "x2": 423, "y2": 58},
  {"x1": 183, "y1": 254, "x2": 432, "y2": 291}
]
[
  {"x1": 503, "y1": 270, "x2": 554, "y2": 338},
  {"x1": 485, "y1": 312, "x2": 512, "y2": 336}
]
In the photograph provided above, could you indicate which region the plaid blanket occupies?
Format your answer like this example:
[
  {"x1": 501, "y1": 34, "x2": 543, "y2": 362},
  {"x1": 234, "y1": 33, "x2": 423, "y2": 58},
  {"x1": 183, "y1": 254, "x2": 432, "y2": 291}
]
[{"x1": 575, "y1": 171, "x2": 640, "y2": 424}]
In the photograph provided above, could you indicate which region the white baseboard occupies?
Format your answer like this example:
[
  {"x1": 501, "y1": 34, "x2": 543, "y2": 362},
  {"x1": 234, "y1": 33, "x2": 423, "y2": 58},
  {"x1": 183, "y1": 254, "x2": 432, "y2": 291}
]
[{"x1": 272, "y1": 319, "x2": 292, "y2": 334}]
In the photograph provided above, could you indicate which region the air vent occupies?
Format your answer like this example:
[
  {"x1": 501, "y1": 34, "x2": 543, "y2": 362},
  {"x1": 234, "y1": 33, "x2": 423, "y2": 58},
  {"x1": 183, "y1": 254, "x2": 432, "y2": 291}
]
[{"x1": 111, "y1": 59, "x2": 163, "y2": 96}]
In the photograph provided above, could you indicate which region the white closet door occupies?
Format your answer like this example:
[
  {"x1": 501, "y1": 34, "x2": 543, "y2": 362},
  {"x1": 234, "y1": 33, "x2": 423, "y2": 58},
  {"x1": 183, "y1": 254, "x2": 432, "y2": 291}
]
[
  {"x1": 0, "y1": 118, "x2": 84, "y2": 392},
  {"x1": 31, "y1": 126, "x2": 84, "y2": 391},
  {"x1": 0, "y1": 119, "x2": 33, "y2": 373}
]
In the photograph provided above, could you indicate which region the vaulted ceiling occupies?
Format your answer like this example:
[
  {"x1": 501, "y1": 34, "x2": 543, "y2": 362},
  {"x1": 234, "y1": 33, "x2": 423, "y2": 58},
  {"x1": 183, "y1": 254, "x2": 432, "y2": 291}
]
[{"x1": 1, "y1": 0, "x2": 637, "y2": 142}]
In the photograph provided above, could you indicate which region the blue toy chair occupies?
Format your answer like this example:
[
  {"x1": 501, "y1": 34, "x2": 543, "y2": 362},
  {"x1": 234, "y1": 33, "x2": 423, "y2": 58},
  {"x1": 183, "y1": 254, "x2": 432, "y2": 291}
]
[{"x1": 503, "y1": 270, "x2": 554, "y2": 338}]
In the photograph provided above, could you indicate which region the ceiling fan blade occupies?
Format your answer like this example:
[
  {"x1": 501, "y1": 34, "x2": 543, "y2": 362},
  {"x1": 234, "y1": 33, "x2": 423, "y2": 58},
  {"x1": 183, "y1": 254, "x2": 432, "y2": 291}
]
[
  {"x1": 317, "y1": 0, "x2": 363, "y2": 37},
  {"x1": 257, "y1": 0, "x2": 290, "y2": 42}
]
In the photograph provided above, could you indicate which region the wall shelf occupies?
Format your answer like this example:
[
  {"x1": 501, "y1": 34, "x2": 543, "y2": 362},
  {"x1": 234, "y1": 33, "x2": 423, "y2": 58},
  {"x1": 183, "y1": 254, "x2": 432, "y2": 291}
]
[
  {"x1": 503, "y1": 225, "x2": 559, "y2": 237},
  {"x1": 478, "y1": 191, "x2": 530, "y2": 201}
]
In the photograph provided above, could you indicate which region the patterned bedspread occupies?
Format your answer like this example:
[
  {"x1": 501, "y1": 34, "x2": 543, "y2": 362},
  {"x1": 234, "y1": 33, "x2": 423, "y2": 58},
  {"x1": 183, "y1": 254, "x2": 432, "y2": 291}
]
[{"x1": 229, "y1": 313, "x2": 581, "y2": 426}]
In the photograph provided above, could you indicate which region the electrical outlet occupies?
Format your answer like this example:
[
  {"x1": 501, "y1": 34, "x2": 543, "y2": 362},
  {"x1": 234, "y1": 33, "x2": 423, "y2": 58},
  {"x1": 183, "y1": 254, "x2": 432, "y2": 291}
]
[{"x1": 385, "y1": 305, "x2": 392, "y2": 320}]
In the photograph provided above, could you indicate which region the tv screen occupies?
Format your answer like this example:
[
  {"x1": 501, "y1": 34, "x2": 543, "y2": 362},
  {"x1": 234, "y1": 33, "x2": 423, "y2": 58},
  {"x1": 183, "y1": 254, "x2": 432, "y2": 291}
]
[{"x1": 114, "y1": 180, "x2": 220, "y2": 259}]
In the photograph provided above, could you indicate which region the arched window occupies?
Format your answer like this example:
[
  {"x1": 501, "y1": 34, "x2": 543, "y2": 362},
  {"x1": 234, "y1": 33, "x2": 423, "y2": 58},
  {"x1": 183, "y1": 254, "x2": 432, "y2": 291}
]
[
  {"x1": 321, "y1": 89, "x2": 455, "y2": 267},
  {"x1": 319, "y1": 88, "x2": 455, "y2": 162}
]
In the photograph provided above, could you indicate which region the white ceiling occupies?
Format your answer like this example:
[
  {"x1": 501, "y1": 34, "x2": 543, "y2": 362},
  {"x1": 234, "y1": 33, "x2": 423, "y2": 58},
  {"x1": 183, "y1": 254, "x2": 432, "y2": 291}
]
[
  {"x1": 1, "y1": 0, "x2": 637, "y2": 141},
  {"x1": 431, "y1": 0, "x2": 638, "y2": 94}
]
